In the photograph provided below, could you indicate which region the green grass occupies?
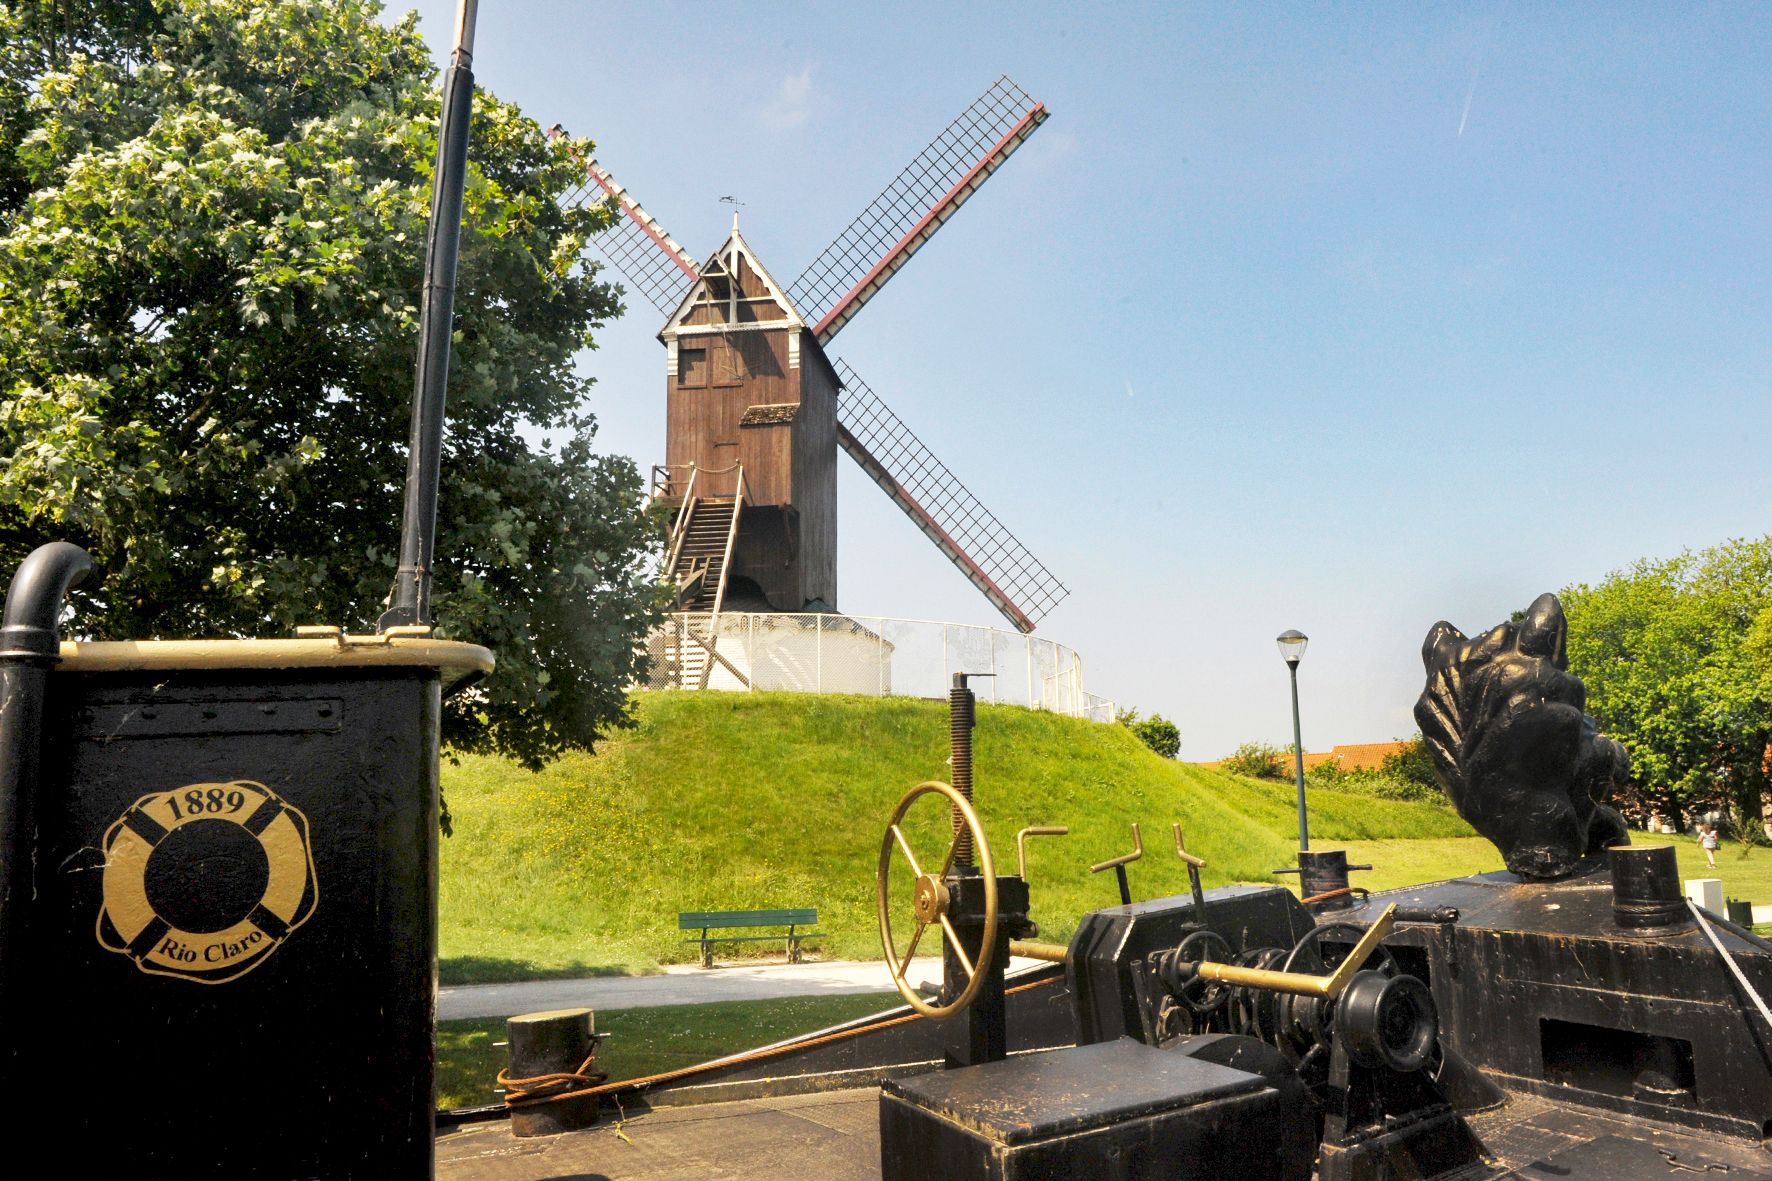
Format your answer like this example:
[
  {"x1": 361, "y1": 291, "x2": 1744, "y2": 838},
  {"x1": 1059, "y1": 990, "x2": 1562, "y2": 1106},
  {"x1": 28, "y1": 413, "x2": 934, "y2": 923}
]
[
  {"x1": 437, "y1": 993, "x2": 901, "y2": 1109},
  {"x1": 1635, "y1": 835, "x2": 1772, "y2": 903},
  {"x1": 439, "y1": 692, "x2": 1471, "y2": 981},
  {"x1": 1306, "y1": 833, "x2": 1772, "y2": 902},
  {"x1": 1331, "y1": 837, "x2": 1506, "y2": 891}
]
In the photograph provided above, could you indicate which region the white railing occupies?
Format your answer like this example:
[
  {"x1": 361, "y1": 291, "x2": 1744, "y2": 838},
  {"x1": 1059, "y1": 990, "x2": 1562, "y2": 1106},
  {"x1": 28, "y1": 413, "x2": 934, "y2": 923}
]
[{"x1": 642, "y1": 612, "x2": 1114, "y2": 721}]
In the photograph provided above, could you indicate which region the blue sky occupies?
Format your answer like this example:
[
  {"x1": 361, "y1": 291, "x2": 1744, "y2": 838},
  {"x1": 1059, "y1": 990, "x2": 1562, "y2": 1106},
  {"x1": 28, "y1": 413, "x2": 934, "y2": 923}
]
[{"x1": 400, "y1": 2, "x2": 1772, "y2": 758}]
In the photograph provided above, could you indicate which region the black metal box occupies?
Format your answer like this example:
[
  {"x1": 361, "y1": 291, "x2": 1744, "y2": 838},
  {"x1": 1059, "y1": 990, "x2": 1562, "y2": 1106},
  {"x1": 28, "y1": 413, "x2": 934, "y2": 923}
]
[
  {"x1": 19, "y1": 636, "x2": 488, "y2": 1180},
  {"x1": 879, "y1": 1038, "x2": 1305, "y2": 1181}
]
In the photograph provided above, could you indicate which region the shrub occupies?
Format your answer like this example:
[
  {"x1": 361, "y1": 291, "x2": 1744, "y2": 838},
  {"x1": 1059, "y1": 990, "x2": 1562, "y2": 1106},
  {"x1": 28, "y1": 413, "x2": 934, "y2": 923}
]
[
  {"x1": 1380, "y1": 735, "x2": 1440, "y2": 792},
  {"x1": 1223, "y1": 741, "x2": 1287, "y2": 780},
  {"x1": 1307, "y1": 757, "x2": 1447, "y2": 805},
  {"x1": 1117, "y1": 709, "x2": 1181, "y2": 759}
]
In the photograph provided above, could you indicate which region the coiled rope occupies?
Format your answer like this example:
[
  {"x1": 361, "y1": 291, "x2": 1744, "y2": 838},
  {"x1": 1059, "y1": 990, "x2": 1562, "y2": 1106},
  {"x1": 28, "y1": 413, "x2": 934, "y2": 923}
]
[{"x1": 498, "y1": 1053, "x2": 609, "y2": 1108}]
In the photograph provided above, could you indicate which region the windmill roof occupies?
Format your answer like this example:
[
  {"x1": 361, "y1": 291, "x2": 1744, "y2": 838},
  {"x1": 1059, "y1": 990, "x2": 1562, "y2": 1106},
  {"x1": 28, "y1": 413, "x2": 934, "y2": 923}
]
[{"x1": 659, "y1": 223, "x2": 807, "y2": 339}]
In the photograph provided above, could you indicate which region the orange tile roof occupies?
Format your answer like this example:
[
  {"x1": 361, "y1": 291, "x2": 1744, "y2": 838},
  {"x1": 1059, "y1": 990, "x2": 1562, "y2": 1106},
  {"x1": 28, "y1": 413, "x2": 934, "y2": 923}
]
[
  {"x1": 1325, "y1": 741, "x2": 1409, "y2": 772},
  {"x1": 1203, "y1": 740, "x2": 1409, "y2": 772}
]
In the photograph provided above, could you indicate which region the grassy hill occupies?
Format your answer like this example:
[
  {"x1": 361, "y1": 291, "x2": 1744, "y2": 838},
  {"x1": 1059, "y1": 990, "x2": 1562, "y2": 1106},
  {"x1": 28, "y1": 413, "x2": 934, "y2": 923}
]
[{"x1": 439, "y1": 692, "x2": 1476, "y2": 982}]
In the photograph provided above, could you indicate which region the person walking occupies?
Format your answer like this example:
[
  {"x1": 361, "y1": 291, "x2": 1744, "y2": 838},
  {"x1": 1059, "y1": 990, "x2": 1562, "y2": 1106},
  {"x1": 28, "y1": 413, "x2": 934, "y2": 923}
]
[{"x1": 1699, "y1": 822, "x2": 1720, "y2": 870}]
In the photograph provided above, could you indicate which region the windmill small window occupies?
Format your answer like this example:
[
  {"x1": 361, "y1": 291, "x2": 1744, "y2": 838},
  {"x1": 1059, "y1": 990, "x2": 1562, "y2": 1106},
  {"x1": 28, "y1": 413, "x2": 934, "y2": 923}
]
[{"x1": 678, "y1": 347, "x2": 708, "y2": 388}]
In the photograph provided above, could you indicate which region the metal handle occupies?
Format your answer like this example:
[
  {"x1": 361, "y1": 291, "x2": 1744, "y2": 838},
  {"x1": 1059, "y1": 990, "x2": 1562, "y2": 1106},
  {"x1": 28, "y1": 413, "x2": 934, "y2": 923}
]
[
  {"x1": 1090, "y1": 823, "x2": 1143, "y2": 873},
  {"x1": 1172, "y1": 824, "x2": 1206, "y2": 868},
  {"x1": 1015, "y1": 826, "x2": 1069, "y2": 880}
]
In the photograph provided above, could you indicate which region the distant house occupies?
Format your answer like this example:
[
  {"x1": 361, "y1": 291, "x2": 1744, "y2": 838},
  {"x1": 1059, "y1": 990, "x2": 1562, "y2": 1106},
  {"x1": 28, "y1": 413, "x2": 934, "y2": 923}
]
[
  {"x1": 1320, "y1": 742, "x2": 1410, "y2": 772},
  {"x1": 1205, "y1": 740, "x2": 1409, "y2": 772}
]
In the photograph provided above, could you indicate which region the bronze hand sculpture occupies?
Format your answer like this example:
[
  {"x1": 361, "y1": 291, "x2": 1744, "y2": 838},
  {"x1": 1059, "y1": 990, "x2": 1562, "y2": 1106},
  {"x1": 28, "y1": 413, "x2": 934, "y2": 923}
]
[{"x1": 1414, "y1": 592, "x2": 1629, "y2": 880}]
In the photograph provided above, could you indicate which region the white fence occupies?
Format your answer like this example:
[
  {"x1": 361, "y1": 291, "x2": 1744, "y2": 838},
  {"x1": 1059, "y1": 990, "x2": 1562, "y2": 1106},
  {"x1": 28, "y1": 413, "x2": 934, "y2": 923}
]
[{"x1": 642, "y1": 612, "x2": 1115, "y2": 721}]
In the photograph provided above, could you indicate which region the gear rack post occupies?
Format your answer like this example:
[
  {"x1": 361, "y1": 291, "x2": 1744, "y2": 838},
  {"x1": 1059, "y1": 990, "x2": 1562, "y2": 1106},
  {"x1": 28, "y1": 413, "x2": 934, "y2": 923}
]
[{"x1": 940, "y1": 673, "x2": 1030, "y2": 1068}]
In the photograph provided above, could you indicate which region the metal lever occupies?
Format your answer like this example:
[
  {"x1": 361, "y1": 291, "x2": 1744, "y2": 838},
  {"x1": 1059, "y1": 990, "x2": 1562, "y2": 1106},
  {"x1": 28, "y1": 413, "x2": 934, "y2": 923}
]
[
  {"x1": 1090, "y1": 823, "x2": 1143, "y2": 905},
  {"x1": 1173, "y1": 824, "x2": 1207, "y2": 924},
  {"x1": 1189, "y1": 904, "x2": 1400, "y2": 1000},
  {"x1": 1014, "y1": 903, "x2": 1407, "y2": 993},
  {"x1": 1015, "y1": 826, "x2": 1069, "y2": 881}
]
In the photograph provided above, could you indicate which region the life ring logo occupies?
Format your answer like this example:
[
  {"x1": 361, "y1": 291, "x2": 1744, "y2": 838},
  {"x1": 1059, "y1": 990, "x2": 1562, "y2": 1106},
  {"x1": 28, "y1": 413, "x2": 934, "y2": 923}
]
[{"x1": 96, "y1": 781, "x2": 317, "y2": 984}]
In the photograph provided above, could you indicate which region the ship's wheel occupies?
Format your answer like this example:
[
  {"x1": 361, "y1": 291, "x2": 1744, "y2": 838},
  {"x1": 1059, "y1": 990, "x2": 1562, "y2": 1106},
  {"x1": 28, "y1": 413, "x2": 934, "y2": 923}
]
[{"x1": 876, "y1": 781, "x2": 998, "y2": 1018}]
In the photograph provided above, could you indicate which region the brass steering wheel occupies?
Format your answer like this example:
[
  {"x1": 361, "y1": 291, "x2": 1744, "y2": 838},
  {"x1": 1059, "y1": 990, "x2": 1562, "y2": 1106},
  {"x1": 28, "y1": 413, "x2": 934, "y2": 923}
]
[{"x1": 877, "y1": 781, "x2": 999, "y2": 1018}]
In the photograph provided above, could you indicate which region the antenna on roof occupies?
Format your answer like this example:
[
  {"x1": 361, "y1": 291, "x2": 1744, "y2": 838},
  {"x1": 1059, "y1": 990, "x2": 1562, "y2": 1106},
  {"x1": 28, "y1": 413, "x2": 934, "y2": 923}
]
[{"x1": 380, "y1": 0, "x2": 479, "y2": 630}]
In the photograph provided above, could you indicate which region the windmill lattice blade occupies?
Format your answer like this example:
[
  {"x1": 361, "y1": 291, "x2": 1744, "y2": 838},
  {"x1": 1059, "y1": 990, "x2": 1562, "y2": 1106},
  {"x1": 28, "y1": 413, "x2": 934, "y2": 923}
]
[
  {"x1": 551, "y1": 132, "x2": 700, "y2": 316},
  {"x1": 834, "y1": 360, "x2": 1067, "y2": 633},
  {"x1": 789, "y1": 77, "x2": 1048, "y2": 345}
]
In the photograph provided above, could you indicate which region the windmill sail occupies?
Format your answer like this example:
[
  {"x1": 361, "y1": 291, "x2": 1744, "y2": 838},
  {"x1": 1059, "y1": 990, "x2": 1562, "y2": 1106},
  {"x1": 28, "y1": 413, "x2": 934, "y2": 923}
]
[
  {"x1": 789, "y1": 76, "x2": 1048, "y2": 345},
  {"x1": 551, "y1": 131, "x2": 700, "y2": 315},
  {"x1": 833, "y1": 360, "x2": 1067, "y2": 633}
]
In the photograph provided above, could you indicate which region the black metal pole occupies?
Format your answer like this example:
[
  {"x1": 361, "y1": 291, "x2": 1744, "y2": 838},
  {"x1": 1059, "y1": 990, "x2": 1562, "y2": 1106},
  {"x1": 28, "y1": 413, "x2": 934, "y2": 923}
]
[
  {"x1": 0, "y1": 542, "x2": 93, "y2": 1094},
  {"x1": 381, "y1": 0, "x2": 479, "y2": 630},
  {"x1": 1288, "y1": 659, "x2": 1309, "y2": 851}
]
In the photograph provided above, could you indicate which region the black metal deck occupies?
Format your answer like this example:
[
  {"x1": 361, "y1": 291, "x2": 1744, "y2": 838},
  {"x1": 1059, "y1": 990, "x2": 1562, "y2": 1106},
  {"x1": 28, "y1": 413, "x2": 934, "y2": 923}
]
[
  {"x1": 435, "y1": 1084, "x2": 1772, "y2": 1181},
  {"x1": 436, "y1": 1089, "x2": 881, "y2": 1181}
]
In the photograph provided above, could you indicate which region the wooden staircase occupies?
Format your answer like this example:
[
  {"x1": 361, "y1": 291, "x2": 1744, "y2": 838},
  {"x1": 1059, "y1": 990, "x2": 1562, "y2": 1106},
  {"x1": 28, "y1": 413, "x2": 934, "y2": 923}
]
[
  {"x1": 670, "y1": 498, "x2": 739, "y2": 612},
  {"x1": 661, "y1": 468, "x2": 748, "y2": 689}
]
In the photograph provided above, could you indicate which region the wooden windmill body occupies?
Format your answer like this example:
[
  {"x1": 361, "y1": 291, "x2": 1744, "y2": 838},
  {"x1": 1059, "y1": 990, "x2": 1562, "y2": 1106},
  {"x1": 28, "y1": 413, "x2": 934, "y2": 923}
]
[
  {"x1": 659, "y1": 227, "x2": 840, "y2": 613},
  {"x1": 560, "y1": 77, "x2": 1067, "y2": 635}
]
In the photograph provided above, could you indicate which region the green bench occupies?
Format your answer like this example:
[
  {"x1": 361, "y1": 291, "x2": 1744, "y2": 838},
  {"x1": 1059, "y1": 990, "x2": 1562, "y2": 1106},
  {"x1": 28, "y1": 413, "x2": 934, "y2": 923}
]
[{"x1": 679, "y1": 908, "x2": 821, "y2": 968}]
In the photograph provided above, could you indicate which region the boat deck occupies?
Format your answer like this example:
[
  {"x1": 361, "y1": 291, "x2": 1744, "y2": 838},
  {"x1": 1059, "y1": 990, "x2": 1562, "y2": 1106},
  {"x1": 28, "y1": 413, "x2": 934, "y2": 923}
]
[
  {"x1": 436, "y1": 1085, "x2": 1772, "y2": 1180},
  {"x1": 437, "y1": 1089, "x2": 880, "y2": 1181}
]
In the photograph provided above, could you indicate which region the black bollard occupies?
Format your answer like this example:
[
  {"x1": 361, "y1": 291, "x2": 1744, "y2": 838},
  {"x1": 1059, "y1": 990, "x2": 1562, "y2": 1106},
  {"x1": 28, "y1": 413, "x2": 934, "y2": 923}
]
[
  {"x1": 505, "y1": 1008, "x2": 603, "y2": 1136},
  {"x1": 1610, "y1": 844, "x2": 1689, "y2": 929},
  {"x1": 1275, "y1": 849, "x2": 1372, "y2": 912}
]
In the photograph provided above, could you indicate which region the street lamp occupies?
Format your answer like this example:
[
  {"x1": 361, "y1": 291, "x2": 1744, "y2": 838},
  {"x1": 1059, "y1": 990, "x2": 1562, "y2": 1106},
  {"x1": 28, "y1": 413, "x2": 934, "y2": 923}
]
[{"x1": 1276, "y1": 629, "x2": 1309, "y2": 851}]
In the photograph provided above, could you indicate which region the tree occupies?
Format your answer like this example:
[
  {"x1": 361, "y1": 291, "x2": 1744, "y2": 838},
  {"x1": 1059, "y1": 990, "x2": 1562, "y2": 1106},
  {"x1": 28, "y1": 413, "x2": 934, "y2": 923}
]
[
  {"x1": 1116, "y1": 708, "x2": 1180, "y2": 759},
  {"x1": 1560, "y1": 538, "x2": 1772, "y2": 831},
  {"x1": 0, "y1": 0, "x2": 662, "y2": 768}
]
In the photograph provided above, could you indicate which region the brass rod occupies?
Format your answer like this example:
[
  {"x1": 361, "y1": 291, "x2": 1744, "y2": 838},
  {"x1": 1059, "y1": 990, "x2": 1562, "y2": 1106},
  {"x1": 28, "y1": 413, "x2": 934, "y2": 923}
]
[
  {"x1": 1008, "y1": 939, "x2": 1068, "y2": 963},
  {"x1": 1193, "y1": 960, "x2": 1334, "y2": 997},
  {"x1": 1005, "y1": 906, "x2": 1403, "y2": 996},
  {"x1": 1192, "y1": 903, "x2": 1398, "y2": 999}
]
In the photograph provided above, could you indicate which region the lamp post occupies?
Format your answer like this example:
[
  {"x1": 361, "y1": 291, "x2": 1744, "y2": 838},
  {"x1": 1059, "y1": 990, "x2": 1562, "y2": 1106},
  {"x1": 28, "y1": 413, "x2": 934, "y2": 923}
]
[{"x1": 1276, "y1": 629, "x2": 1309, "y2": 851}]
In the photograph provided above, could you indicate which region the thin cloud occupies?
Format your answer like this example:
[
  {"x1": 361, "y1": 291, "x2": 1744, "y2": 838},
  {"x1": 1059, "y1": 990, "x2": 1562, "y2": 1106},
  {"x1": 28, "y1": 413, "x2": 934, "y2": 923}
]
[
  {"x1": 758, "y1": 65, "x2": 815, "y2": 132},
  {"x1": 1457, "y1": 67, "x2": 1479, "y2": 138}
]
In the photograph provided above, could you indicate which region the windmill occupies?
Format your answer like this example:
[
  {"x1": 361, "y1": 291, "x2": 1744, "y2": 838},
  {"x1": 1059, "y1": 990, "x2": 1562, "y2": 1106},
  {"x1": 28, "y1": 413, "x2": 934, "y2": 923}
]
[{"x1": 555, "y1": 76, "x2": 1066, "y2": 640}]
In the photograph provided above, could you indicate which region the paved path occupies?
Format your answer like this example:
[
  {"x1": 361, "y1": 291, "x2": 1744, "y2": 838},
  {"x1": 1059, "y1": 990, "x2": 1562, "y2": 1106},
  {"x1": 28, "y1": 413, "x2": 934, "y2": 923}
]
[{"x1": 438, "y1": 956, "x2": 1046, "y2": 1021}]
